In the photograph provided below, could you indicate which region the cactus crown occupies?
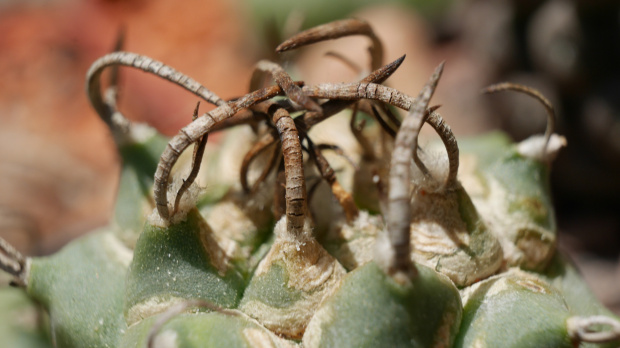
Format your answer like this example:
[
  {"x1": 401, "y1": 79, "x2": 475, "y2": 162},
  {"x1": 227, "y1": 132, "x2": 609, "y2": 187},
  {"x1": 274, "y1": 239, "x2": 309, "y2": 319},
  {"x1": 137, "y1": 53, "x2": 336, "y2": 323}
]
[{"x1": 0, "y1": 18, "x2": 618, "y2": 348}]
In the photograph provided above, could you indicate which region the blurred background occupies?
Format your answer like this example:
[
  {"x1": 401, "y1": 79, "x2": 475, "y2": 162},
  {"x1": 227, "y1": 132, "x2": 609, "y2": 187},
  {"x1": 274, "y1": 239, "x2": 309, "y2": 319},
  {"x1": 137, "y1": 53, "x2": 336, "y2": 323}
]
[{"x1": 0, "y1": 0, "x2": 618, "y2": 313}]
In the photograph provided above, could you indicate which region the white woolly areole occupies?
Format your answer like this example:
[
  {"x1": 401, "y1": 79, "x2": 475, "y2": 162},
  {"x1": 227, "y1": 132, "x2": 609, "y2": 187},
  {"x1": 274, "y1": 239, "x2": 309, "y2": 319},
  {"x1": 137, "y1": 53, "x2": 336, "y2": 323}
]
[
  {"x1": 373, "y1": 226, "x2": 395, "y2": 274},
  {"x1": 151, "y1": 330, "x2": 178, "y2": 348},
  {"x1": 272, "y1": 216, "x2": 315, "y2": 244},
  {"x1": 517, "y1": 134, "x2": 567, "y2": 162},
  {"x1": 148, "y1": 179, "x2": 204, "y2": 227}
]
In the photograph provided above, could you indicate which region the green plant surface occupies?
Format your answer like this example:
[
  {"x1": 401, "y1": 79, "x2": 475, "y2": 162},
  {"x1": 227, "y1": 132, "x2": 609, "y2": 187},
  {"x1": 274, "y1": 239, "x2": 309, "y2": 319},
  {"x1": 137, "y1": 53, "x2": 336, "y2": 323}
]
[
  {"x1": 27, "y1": 230, "x2": 130, "y2": 348},
  {"x1": 0, "y1": 285, "x2": 50, "y2": 348},
  {"x1": 457, "y1": 134, "x2": 558, "y2": 271},
  {"x1": 113, "y1": 131, "x2": 169, "y2": 247},
  {"x1": 303, "y1": 261, "x2": 462, "y2": 348},
  {"x1": 455, "y1": 269, "x2": 573, "y2": 348},
  {"x1": 121, "y1": 311, "x2": 296, "y2": 348},
  {"x1": 543, "y1": 253, "x2": 615, "y2": 318},
  {"x1": 125, "y1": 209, "x2": 246, "y2": 326}
]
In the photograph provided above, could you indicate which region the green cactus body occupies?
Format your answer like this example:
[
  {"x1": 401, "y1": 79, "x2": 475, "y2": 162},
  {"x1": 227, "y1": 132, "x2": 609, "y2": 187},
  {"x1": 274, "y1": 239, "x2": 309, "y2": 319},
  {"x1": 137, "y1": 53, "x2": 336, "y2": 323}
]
[
  {"x1": 455, "y1": 269, "x2": 573, "y2": 348},
  {"x1": 240, "y1": 218, "x2": 347, "y2": 339},
  {"x1": 303, "y1": 261, "x2": 462, "y2": 348},
  {"x1": 113, "y1": 130, "x2": 169, "y2": 248},
  {"x1": 457, "y1": 132, "x2": 513, "y2": 170},
  {"x1": 27, "y1": 230, "x2": 131, "y2": 348},
  {"x1": 458, "y1": 133, "x2": 558, "y2": 271},
  {"x1": 541, "y1": 254, "x2": 620, "y2": 348},
  {"x1": 410, "y1": 184, "x2": 503, "y2": 287},
  {"x1": 125, "y1": 209, "x2": 245, "y2": 326},
  {"x1": 543, "y1": 253, "x2": 619, "y2": 317},
  {"x1": 3, "y1": 19, "x2": 620, "y2": 348},
  {"x1": 121, "y1": 311, "x2": 296, "y2": 348},
  {"x1": 0, "y1": 284, "x2": 50, "y2": 348}
]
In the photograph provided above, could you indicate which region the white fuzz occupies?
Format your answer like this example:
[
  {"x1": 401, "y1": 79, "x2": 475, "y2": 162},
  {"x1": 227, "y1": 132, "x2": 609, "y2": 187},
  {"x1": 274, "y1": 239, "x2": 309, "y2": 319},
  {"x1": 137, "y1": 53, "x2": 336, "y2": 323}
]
[
  {"x1": 373, "y1": 226, "x2": 395, "y2": 273},
  {"x1": 517, "y1": 134, "x2": 567, "y2": 162},
  {"x1": 272, "y1": 216, "x2": 315, "y2": 244},
  {"x1": 152, "y1": 330, "x2": 178, "y2": 348},
  {"x1": 148, "y1": 178, "x2": 204, "y2": 227}
]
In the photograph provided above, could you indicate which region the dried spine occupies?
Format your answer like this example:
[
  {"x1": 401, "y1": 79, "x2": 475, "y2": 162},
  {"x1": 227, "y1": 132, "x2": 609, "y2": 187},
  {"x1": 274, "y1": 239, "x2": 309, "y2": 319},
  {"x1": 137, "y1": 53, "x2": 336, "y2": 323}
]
[
  {"x1": 272, "y1": 107, "x2": 307, "y2": 236},
  {"x1": 294, "y1": 56, "x2": 404, "y2": 130},
  {"x1": 239, "y1": 60, "x2": 321, "y2": 193},
  {"x1": 240, "y1": 106, "x2": 346, "y2": 338},
  {"x1": 100, "y1": 30, "x2": 128, "y2": 139},
  {"x1": 153, "y1": 84, "x2": 297, "y2": 220},
  {"x1": 240, "y1": 55, "x2": 404, "y2": 194},
  {"x1": 482, "y1": 82, "x2": 555, "y2": 156},
  {"x1": 86, "y1": 51, "x2": 224, "y2": 142},
  {"x1": 251, "y1": 60, "x2": 321, "y2": 112},
  {"x1": 240, "y1": 133, "x2": 281, "y2": 193},
  {"x1": 0, "y1": 236, "x2": 29, "y2": 287},
  {"x1": 349, "y1": 104, "x2": 376, "y2": 160},
  {"x1": 302, "y1": 82, "x2": 418, "y2": 110},
  {"x1": 306, "y1": 137, "x2": 359, "y2": 223},
  {"x1": 426, "y1": 111, "x2": 459, "y2": 190},
  {"x1": 276, "y1": 18, "x2": 384, "y2": 70},
  {"x1": 567, "y1": 315, "x2": 620, "y2": 345},
  {"x1": 172, "y1": 102, "x2": 208, "y2": 215},
  {"x1": 386, "y1": 62, "x2": 444, "y2": 280}
]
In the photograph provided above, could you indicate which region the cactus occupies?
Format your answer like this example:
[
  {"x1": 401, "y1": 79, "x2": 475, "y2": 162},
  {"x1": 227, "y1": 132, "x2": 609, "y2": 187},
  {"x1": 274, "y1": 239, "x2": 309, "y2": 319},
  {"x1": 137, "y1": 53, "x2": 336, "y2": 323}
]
[{"x1": 1, "y1": 19, "x2": 620, "y2": 348}]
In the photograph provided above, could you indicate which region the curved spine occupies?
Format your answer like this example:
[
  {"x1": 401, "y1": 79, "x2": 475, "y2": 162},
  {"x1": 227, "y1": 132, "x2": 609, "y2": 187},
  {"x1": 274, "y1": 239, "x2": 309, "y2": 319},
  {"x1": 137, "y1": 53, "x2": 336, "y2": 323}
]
[
  {"x1": 86, "y1": 51, "x2": 224, "y2": 140},
  {"x1": 482, "y1": 82, "x2": 555, "y2": 154},
  {"x1": 272, "y1": 108, "x2": 307, "y2": 237},
  {"x1": 276, "y1": 18, "x2": 384, "y2": 71},
  {"x1": 154, "y1": 85, "x2": 292, "y2": 220},
  {"x1": 386, "y1": 62, "x2": 444, "y2": 280},
  {"x1": 426, "y1": 111, "x2": 459, "y2": 190}
]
